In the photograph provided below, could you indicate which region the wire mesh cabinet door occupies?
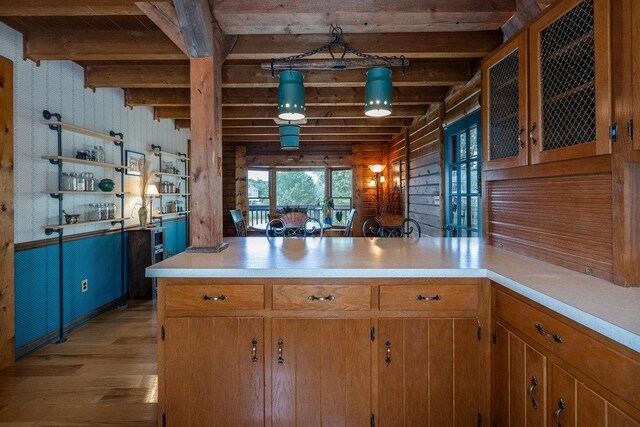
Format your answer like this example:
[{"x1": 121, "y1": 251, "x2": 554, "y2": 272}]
[
  {"x1": 482, "y1": 32, "x2": 529, "y2": 171},
  {"x1": 529, "y1": 0, "x2": 612, "y2": 164}
]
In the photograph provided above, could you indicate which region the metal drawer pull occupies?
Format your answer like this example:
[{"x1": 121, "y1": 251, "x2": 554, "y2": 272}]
[
  {"x1": 416, "y1": 294, "x2": 442, "y2": 301},
  {"x1": 529, "y1": 376, "x2": 539, "y2": 409},
  {"x1": 534, "y1": 323, "x2": 563, "y2": 343},
  {"x1": 518, "y1": 127, "x2": 525, "y2": 148},
  {"x1": 277, "y1": 338, "x2": 284, "y2": 365},
  {"x1": 384, "y1": 340, "x2": 392, "y2": 366},
  {"x1": 529, "y1": 122, "x2": 538, "y2": 145},
  {"x1": 307, "y1": 294, "x2": 335, "y2": 301},
  {"x1": 202, "y1": 294, "x2": 227, "y2": 301},
  {"x1": 554, "y1": 398, "x2": 566, "y2": 427},
  {"x1": 251, "y1": 338, "x2": 258, "y2": 364}
]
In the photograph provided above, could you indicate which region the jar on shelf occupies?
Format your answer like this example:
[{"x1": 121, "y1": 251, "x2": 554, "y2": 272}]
[
  {"x1": 168, "y1": 182, "x2": 175, "y2": 193},
  {"x1": 100, "y1": 203, "x2": 108, "y2": 220},
  {"x1": 61, "y1": 172, "x2": 75, "y2": 191},
  {"x1": 108, "y1": 203, "x2": 116, "y2": 219},
  {"x1": 82, "y1": 172, "x2": 95, "y2": 191},
  {"x1": 87, "y1": 204, "x2": 99, "y2": 221}
]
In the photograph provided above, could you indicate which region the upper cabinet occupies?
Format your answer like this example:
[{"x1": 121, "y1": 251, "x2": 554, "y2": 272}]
[
  {"x1": 483, "y1": 0, "x2": 612, "y2": 169},
  {"x1": 483, "y1": 33, "x2": 529, "y2": 170}
]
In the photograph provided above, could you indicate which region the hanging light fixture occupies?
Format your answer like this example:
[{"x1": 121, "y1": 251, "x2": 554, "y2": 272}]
[
  {"x1": 279, "y1": 124, "x2": 300, "y2": 150},
  {"x1": 365, "y1": 67, "x2": 393, "y2": 117},
  {"x1": 278, "y1": 70, "x2": 306, "y2": 120}
]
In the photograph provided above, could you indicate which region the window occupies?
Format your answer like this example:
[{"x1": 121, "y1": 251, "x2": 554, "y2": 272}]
[
  {"x1": 248, "y1": 169, "x2": 270, "y2": 225},
  {"x1": 444, "y1": 111, "x2": 482, "y2": 237},
  {"x1": 247, "y1": 167, "x2": 353, "y2": 227}
]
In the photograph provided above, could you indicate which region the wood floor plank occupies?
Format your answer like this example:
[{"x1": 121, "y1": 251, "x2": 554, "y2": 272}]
[{"x1": 0, "y1": 300, "x2": 158, "y2": 425}]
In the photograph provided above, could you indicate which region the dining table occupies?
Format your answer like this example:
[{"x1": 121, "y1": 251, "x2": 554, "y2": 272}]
[{"x1": 250, "y1": 221, "x2": 332, "y2": 234}]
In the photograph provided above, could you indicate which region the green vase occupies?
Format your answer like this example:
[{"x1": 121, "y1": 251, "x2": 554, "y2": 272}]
[{"x1": 138, "y1": 206, "x2": 148, "y2": 228}]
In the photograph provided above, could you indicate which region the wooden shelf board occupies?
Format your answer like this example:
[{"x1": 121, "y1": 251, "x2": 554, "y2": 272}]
[
  {"x1": 151, "y1": 150, "x2": 189, "y2": 161},
  {"x1": 154, "y1": 172, "x2": 189, "y2": 178},
  {"x1": 43, "y1": 156, "x2": 127, "y2": 170},
  {"x1": 152, "y1": 211, "x2": 190, "y2": 218},
  {"x1": 44, "y1": 217, "x2": 130, "y2": 230},
  {"x1": 152, "y1": 193, "x2": 190, "y2": 197},
  {"x1": 47, "y1": 191, "x2": 128, "y2": 195},
  {"x1": 42, "y1": 121, "x2": 127, "y2": 144}
]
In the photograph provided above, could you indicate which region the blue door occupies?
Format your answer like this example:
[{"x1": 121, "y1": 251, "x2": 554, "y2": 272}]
[{"x1": 444, "y1": 111, "x2": 482, "y2": 237}]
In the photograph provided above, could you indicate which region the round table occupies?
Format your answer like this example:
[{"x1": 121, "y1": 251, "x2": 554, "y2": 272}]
[{"x1": 251, "y1": 221, "x2": 332, "y2": 233}]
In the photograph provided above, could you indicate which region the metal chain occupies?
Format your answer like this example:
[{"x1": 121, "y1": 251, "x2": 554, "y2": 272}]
[{"x1": 270, "y1": 25, "x2": 407, "y2": 77}]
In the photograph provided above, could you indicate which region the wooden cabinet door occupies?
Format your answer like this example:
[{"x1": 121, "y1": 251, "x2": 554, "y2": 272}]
[
  {"x1": 271, "y1": 318, "x2": 371, "y2": 427},
  {"x1": 529, "y1": 0, "x2": 611, "y2": 164},
  {"x1": 494, "y1": 322, "x2": 547, "y2": 427},
  {"x1": 633, "y1": 0, "x2": 640, "y2": 151},
  {"x1": 482, "y1": 32, "x2": 529, "y2": 170},
  {"x1": 164, "y1": 317, "x2": 264, "y2": 426},
  {"x1": 377, "y1": 318, "x2": 481, "y2": 427},
  {"x1": 550, "y1": 364, "x2": 640, "y2": 427}
]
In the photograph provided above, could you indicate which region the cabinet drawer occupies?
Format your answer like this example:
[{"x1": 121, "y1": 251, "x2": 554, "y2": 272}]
[
  {"x1": 495, "y1": 289, "x2": 640, "y2": 410},
  {"x1": 379, "y1": 284, "x2": 478, "y2": 311},
  {"x1": 165, "y1": 284, "x2": 264, "y2": 311},
  {"x1": 272, "y1": 285, "x2": 371, "y2": 310}
]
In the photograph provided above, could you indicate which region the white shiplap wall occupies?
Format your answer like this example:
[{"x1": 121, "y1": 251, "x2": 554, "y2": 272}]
[{"x1": 0, "y1": 23, "x2": 191, "y2": 244}]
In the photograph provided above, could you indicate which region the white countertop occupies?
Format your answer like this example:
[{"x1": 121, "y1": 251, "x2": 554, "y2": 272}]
[{"x1": 147, "y1": 237, "x2": 640, "y2": 352}]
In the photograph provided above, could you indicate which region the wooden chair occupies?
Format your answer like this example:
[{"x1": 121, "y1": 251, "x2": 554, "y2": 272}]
[
  {"x1": 266, "y1": 217, "x2": 324, "y2": 238},
  {"x1": 279, "y1": 212, "x2": 309, "y2": 227},
  {"x1": 229, "y1": 209, "x2": 247, "y2": 237},
  {"x1": 344, "y1": 208, "x2": 357, "y2": 237}
]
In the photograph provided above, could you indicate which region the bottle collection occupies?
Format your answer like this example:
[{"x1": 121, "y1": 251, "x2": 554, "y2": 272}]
[{"x1": 75, "y1": 145, "x2": 106, "y2": 163}]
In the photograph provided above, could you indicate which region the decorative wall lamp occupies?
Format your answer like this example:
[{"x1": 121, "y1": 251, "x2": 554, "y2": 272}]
[
  {"x1": 265, "y1": 25, "x2": 409, "y2": 149},
  {"x1": 368, "y1": 164, "x2": 387, "y2": 213}
]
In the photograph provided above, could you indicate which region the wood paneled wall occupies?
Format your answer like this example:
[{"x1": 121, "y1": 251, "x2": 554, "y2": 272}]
[
  {"x1": 487, "y1": 174, "x2": 614, "y2": 281},
  {"x1": 222, "y1": 141, "x2": 385, "y2": 237},
  {"x1": 0, "y1": 55, "x2": 14, "y2": 369}
]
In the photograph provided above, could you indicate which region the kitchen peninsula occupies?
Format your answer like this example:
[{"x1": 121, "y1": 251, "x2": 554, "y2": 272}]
[{"x1": 148, "y1": 237, "x2": 640, "y2": 426}]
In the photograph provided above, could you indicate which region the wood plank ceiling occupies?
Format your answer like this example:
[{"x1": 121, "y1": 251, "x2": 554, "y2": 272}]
[{"x1": 0, "y1": 0, "x2": 518, "y2": 144}]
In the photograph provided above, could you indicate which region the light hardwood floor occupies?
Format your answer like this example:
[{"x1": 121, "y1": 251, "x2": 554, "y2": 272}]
[{"x1": 0, "y1": 300, "x2": 157, "y2": 426}]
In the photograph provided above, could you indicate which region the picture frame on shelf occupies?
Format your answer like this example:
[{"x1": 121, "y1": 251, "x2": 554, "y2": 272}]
[{"x1": 125, "y1": 150, "x2": 145, "y2": 176}]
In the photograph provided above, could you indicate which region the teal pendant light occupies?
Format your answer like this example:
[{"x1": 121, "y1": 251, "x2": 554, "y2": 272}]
[
  {"x1": 278, "y1": 70, "x2": 306, "y2": 120},
  {"x1": 364, "y1": 67, "x2": 393, "y2": 117},
  {"x1": 279, "y1": 124, "x2": 300, "y2": 150}
]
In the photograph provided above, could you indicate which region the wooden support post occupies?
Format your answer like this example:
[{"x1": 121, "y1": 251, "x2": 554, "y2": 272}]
[
  {"x1": 404, "y1": 127, "x2": 411, "y2": 219},
  {"x1": 352, "y1": 145, "x2": 364, "y2": 236},
  {"x1": 235, "y1": 146, "x2": 248, "y2": 221},
  {"x1": 0, "y1": 55, "x2": 14, "y2": 369},
  {"x1": 187, "y1": 53, "x2": 227, "y2": 251}
]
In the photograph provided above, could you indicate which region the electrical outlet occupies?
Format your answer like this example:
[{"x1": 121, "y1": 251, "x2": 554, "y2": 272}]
[
  {"x1": 81, "y1": 279, "x2": 88, "y2": 293},
  {"x1": 167, "y1": 250, "x2": 172, "y2": 257},
  {"x1": 434, "y1": 196, "x2": 441, "y2": 206}
]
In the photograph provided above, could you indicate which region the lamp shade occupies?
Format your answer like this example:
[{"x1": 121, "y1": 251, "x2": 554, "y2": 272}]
[
  {"x1": 368, "y1": 164, "x2": 386, "y2": 173},
  {"x1": 145, "y1": 183, "x2": 159, "y2": 196},
  {"x1": 279, "y1": 124, "x2": 300, "y2": 150},
  {"x1": 278, "y1": 70, "x2": 306, "y2": 120},
  {"x1": 364, "y1": 67, "x2": 393, "y2": 117}
]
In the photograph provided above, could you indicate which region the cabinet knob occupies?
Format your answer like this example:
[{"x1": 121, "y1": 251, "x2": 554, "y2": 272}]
[
  {"x1": 534, "y1": 322, "x2": 563, "y2": 343},
  {"x1": 529, "y1": 122, "x2": 538, "y2": 146},
  {"x1": 528, "y1": 376, "x2": 539, "y2": 409},
  {"x1": 554, "y1": 398, "x2": 566, "y2": 427},
  {"x1": 202, "y1": 294, "x2": 227, "y2": 302},
  {"x1": 384, "y1": 340, "x2": 392, "y2": 366},
  {"x1": 307, "y1": 294, "x2": 335, "y2": 302},
  {"x1": 251, "y1": 338, "x2": 258, "y2": 364},
  {"x1": 277, "y1": 338, "x2": 284, "y2": 365}
]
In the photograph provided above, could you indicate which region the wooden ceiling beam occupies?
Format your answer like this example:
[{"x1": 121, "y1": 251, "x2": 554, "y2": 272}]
[
  {"x1": 223, "y1": 135, "x2": 390, "y2": 143},
  {"x1": 222, "y1": 127, "x2": 402, "y2": 136},
  {"x1": 155, "y1": 105, "x2": 427, "y2": 120},
  {"x1": 227, "y1": 31, "x2": 503, "y2": 59},
  {"x1": 125, "y1": 87, "x2": 445, "y2": 107},
  {"x1": 135, "y1": 2, "x2": 188, "y2": 55},
  {"x1": 211, "y1": 0, "x2": 515, "y2": 34},
  {"x1": 0, "y1": 1, "x2": 143, "y2": 16},
  {"x1": 24, "y1": 30, "x2": 186, "y2": 61},
  {"x1": 220, "y1": 118, "x2": 414, "y2": 128},
  {"x1": 85, "y1": 61, "x2": 470, "y2": 89}
]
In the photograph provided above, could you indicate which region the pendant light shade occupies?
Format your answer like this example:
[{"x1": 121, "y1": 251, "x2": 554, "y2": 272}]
[
  {"x1": 279, "y1": 124, "x2": 300, "y2": 150},
  {"x1": 278, "y1": 70, "x2": 306, "y2": 120},
  {"x1": 364, "y1": 67, "x2": 393, "y2": 117}
]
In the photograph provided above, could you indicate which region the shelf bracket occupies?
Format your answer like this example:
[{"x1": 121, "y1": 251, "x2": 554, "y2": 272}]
[
  {"x1": 111, "y1": 219, "x2": 124, "y2": 226},
  {"x1": 48, "y1": 158, "x2": 61, "y2": 165},
  {"x1": 43, "y1": 110, "x2": 62, "y2": 131},
  {"x1": 45, "y1": 228, "x2": 61, "y2": 236},
  {"x1": 115, "y1": 193, "x2": 125, "y2": 199},
  {"x1": 49, "y1": 193, "x2": 62, "y2": 200},
  {"x1": 115, "y1": 167, "x2": 124, "y2": 173},
  {"x1": 151, "y1": 144, "x2": 162, "y2": 151}
]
